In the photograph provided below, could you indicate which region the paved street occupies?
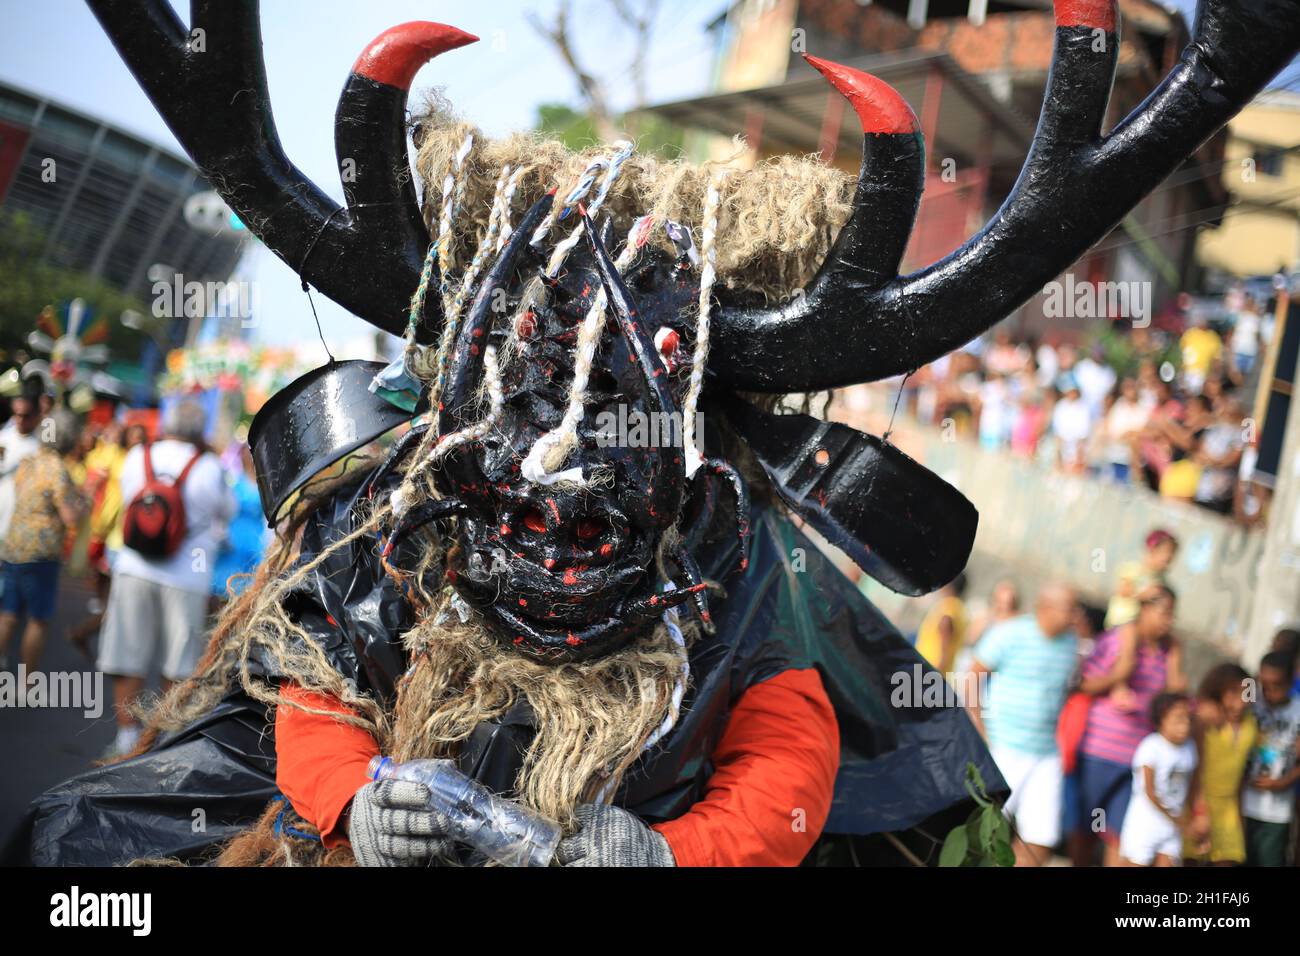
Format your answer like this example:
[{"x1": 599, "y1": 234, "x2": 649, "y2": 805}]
[{"x1": 0, "y1": 575, "x2": 120, "y2": 850}]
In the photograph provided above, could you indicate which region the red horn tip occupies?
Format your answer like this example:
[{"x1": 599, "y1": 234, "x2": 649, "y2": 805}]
[
  {"x1": 803, "y1": 54, "x2": 918, "y2": 135},
  {"x1": 352, "y1": 22, "x2": 479, "y2": 89},
  {"x1": 1053, "y1": 0, "x2": 1117, "y2": 31}
]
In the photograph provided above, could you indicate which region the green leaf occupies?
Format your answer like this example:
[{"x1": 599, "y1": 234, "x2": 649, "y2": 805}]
[
  {"x1": 939, "y1": 824, "x2": 969, "y2": 867},
  {"x1": 963, "y1": 761, "x2": 992, "y2": 807},
  {"x1": 993, "y1": 813, "x2": 1012, "y2": 847},
  {"x1": 978, "y1": 806, "x2": 1000, "y2": 851}
]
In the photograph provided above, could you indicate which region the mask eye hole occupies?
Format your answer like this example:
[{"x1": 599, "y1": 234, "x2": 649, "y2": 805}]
[
  {"x1": 522, "y1": 508, "x2": 548, "y2": 534},
  {"x1": 576, "y1": 517, "x2": 603, "y2": 540}
]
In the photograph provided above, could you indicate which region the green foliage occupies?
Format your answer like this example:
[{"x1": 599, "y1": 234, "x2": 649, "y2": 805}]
[
  {"x1": 939, "y1": 762, "x2": 1016, "y2": 867},
  {"x1": 0, "y1": 210, "x2": 150, "y2": 360},
  {"x1": 534, "y1": 103, "x2": 684, "y2": 159},
  {"x1": 626, "y1": 112, "x2": 685, "y2": 160},
  {"x1": 536, "y1": 103, "x2": 600, "y2": 151}
]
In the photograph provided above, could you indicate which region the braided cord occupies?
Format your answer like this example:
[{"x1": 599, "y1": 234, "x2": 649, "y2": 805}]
[
  {"x1": 524, "y1": 215, "x2": 653, "y2": 482},
  {"x1": 682, "y1": 169, "x2": 724, "y2": 477}
]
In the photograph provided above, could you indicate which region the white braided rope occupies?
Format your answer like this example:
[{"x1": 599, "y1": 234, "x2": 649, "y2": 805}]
[
  {"x1": 436, "y1": 133, "x2": 474, "y2": 281},
  {"x1": 590, "y1": 140, "x2": 633, "y2": 215},
  {"x1": 493, "y1": 166, "x2": 525, "y2": 253},
  {"x1": 682, "y1": 170, "x2": 724, "y2": 478},
  {"x1": 428, "y1": 344, "x2": 505, "y2": 465},
  {"x1": 530, "y1": 155, "x2": 605, "y2": 249},
  {"x1": 429, "y1": 163, "x2": 513, "y2": 420},
  {"x1": 522, "y1": 215, "x2": 654, "y2": 485},
  {"x1": 399, "y1": 133, "x2": 473, "y2": 381},
  {"x1": 541, "y1": 141, "x2": 631, "y2": 278},
  {"x1": 447, "y1": 165, "x2": 513, "y2": 325}
]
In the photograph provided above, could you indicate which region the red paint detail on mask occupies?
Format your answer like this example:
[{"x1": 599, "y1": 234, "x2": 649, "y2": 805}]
[
  {"x1": 803, "y1": 54, "x2": 918, "y2": 134},
  {"x1": 351, "y1": 23, "x2": 478, "y2": 89},
  {"x1": 543, "y1": 557, "x2": 556, "y2": 570}
]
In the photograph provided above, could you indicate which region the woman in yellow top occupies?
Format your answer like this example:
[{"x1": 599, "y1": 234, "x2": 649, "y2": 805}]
[
  {"x1": 1188, "y1": 662, "x2": 1258, "y2": 864},
  {"x1": 85, "y1": 426, "x2": 128, "y2": 556},
  {"x1": 915, "y1": 573, "x2": 967, "y2": 675}
]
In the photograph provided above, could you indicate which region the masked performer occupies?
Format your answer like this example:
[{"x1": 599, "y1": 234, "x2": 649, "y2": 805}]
[{"x1": 13, "y1": 0, "x2": 1300, "y2": 867}]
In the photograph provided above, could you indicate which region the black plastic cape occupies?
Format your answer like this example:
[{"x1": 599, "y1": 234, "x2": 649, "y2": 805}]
[{"x1": 9, "y1": 463, "x2": 1003, "y2": 866}]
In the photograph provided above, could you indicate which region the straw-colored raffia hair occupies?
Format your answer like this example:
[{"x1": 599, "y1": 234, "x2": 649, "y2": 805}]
[
  {"x1": 385, "y1": 610, "x2": 691, "y2": 830},
  {"x1": 411, "y1": 98, "x2": 855, "y2": 302},
  {"x1": 212, "y1": 602, "x2": 690, "y2": 867}
]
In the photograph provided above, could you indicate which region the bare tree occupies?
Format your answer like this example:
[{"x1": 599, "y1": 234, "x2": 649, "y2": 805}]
[{"x1": 527, "y1": 0, "x2": 664, "y2": 141}]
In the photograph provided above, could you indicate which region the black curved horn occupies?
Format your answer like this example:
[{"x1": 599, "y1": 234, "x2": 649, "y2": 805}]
[
  {"x1": 709, "y1": 0, "x2": 1300, "y2": 391},
  {"x1": 337, "y1": 21, "x2": 478, "y2": 337},
  {"x1": 802, "y1": 55, "x2": 923, "y2": 290},
  {"x1": 87, "y1": 0, "x2": 476, "y2": 336}
]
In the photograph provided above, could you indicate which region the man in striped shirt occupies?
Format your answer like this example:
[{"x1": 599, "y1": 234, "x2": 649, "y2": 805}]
[{"x1": 968, "y1": 583, "x2": 1080, "y2": 866}]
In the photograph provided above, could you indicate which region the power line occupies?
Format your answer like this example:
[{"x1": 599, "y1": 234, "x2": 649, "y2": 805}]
[{"x1": 1091, "y1": 184, "x2": 1300, "y2": 257}]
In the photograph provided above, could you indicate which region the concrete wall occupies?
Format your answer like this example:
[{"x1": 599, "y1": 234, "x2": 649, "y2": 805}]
[{"x1": 848, "y1": 429, "x2": 1271, "y2": 678}]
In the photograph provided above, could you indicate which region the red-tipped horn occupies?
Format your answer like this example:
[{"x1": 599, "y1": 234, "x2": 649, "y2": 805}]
[{"x1": 336, "y1": 22, "x2": 479, "y2": 338}]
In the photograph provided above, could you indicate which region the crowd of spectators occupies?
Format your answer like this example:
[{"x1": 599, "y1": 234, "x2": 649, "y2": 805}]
[
  {"x1": 0, "y1": 387, "x2": 267, "y2": 758},
  {"x1": 916, "y1": 528, "x2": 1300, "y2": 867},
  {"x1": 890, "y1": 285, "x2": 1276, "y2": 523}
]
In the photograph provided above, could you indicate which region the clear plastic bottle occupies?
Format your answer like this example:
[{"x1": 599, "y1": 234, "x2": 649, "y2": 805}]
[{"x1": 368, "y1": 755, "x2": 560, "y2": 867}]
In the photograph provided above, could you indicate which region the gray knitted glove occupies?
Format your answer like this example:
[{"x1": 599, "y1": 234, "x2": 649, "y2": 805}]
[
  {"x1": 555, "y1": 804, "x2": 676, "y2": 867},
  {"x1": 347, "y1": 779, "x2": 453, "y2": 867}
]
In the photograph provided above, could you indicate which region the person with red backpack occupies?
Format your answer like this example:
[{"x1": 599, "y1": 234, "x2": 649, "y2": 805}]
[{"x1": 97, "y1": 400, "x2": 235, "y2": 757}]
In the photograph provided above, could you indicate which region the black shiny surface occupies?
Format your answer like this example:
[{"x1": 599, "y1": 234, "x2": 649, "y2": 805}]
[
  {"x1": 428, "y1": 201, "x2": 746, "y2": 660},
  {"x1": 722, "y1": 395, "x2": 977, "y2": 594},
  {"x1": 710, "y1": 1, "x2": 1300, "y2": 390},
  {"x1": 88, "y1": 0, "x2": 438, "y2": 336},
  {"x1": 247, "y1": 360, "x2": 413, "y2": 526}
]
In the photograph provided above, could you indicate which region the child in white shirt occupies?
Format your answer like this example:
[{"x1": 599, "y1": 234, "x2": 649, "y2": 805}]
[{"x1": 1119, "y1": 693, "x2": 1205, "y2": 866}]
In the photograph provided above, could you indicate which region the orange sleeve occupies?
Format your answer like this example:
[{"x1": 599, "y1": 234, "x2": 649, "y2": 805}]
[
  {"x1": 275, "y1": 681, "x2": 381, "y2": 849},
  {"x1": 652, "y1": 667, "x2": 840, "y2": 867}
]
